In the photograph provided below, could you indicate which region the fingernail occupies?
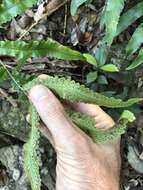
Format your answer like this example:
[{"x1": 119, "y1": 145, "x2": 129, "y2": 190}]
[{"x1": 29, "y1": 85, "x2": 51, "y2": 102}]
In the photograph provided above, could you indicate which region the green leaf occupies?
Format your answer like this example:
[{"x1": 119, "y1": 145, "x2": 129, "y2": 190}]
[
  {"x1": 0, "y1": 40, "x2": 98, "y2": 66},
  {"x1": 70, "y1": 0, "x2": 88, "y2": 16},
  {"x1": 24, "y1": 76, "x2": 142, "y2": 108},
  {"x1": 83, "y1": 53, "x2": 97, "y2": 66},
  {"x1": 120, "y1": 110, "x2": 136, "y2": 122},
  {"x1": 86, "y1": 71, "x2": 98, "y2": 83},
  {"x1": 126, "y1": 23, "x2": 143, "y2": 55},
  {"x1": 95, "y1": 45, "x2": 107, "y2": 65},
  {"x1": 126, "y1": 49, "x2": 143, "y2": 70},
  {"x1": 100, "y1": 64, "x2": 119, "y2": 72},
  {"x1": 0, "y1": 39, "x2": 85, "y2": 61},
  {"x1": 102, "y1": 0, "x2": 125, "y2": 45},
  {"x1": 0, "y1": 0, "x2": 38, "y2": 25},
  {"x1": 116, "y1": 2, "x2": 143, "y2": 36},
  {"x1": 97, "y1": 75, "x2": 108, "y2": 85}
]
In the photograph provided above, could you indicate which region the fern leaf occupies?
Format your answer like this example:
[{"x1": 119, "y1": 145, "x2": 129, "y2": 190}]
[
  {"x1": 116, "y1": 2, "x2": 143, "y2": 36},
  {"x1": 126, "y1": 49, "x2": 143, "y2": 70},
  {"x1": 70, "y1": 0, "x2": 88, "y2": 16},
  {"x1": 126, "y1": 23, "x2": 143, "y2": 55},
  {"x1": 23, "y1": 76, "x2": 142, "y2": 108},
  {"x1": 0, "y1": 0, "x2": 38, "y2": 25},
  {"x1": 68, "y1": 110, "x2": 127, "y2": 143},
  {"x1": 24, "y1": 105, "x2": 41, "y2": 190},
  {"x1": 0, "y1": 40, "x2": 98, "y2": 66},
  {"x1": 0, "y1": 39, "x2": 84, "y2": 61},
  {"x1": 102, "y1": 0, "x2": 125, "y2": 45}
]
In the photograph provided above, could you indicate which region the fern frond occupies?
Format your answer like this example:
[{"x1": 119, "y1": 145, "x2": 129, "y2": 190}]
[
  {"x1": 126, "y1": 48, "x2": 143, "y2": 70},
  {"x1": 116, "y1": 2, "x2": 143, "y2": 36},
  {"x1": 126, "y1": 23, "x2": 143, "y2": 55},
  {"x1": 68, "y1": 110, "x2": 127, "y2": 143},
  {"x1": 0, "y1": 40, "x2": 97, "y2": 65},
  {"x1": 0, "y1": 40, "x2": 84, "y2": 61},
  {"x1": 102, "y1": 0, "x2": 125, "y2": 46},
  {"x1": 23, "y1": 76, "x2": 142, "y2": 108},
  {"x1": 24, "y1": 105, "x2": 41, "y2": 190},
  {"x1": 70, "y1": 0, "x2": 88, "y2": 16},
  {"x1": 0, "y1": 0, "x2": 38, "y2": 25}
]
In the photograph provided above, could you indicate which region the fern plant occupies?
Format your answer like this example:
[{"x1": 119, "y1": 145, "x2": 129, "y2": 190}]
[
  {"x1": 101, "y1": 0, "x2": 143, "y2": 69},
  {"x1": 23, "y1": 75, "x2": 137, "y2": 190},
  {"x1": 0, "y1": 39, "x2": 97, "y2": 66},
  {"x1": 71, "y1": 0, "x2": 143, "y2": 70},
  {"x1": 0, "y1": 0, "x2": 38, "y2": 25}
]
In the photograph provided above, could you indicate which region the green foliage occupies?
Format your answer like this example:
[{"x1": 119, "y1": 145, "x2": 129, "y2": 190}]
[
  {"x1": 0, "y1": 0, "x2": 38, "y2": 25},
  {"x1": 99, "y1": 1, "x2": 143, "y2": 70},
  {"x1": 24, "y1": 105, "x2": 41, "y2": 190},
  {"x1": 0, "y1": 40, "x2": 97, "y2": 65},
  {"x1": 0, "y1": 67, "x2": 7, "y2": 81},
  {"x1": 126, "y1": 23, "x2": 143, "y2": 55},
  {"x1": 116, "y1": 2, "x2": 143, "y2": 36},
  {"x1": 100, "y1": 64, "x2": 119, "y2": 72},
  {"x1": 86, "y1": 71, "x2": 98, "y2": 83},
  {"x1": 68, "y1": 109, "x2": 131, "y2": 143},
  {"x1": 120, "y1": 110, "x2": 136, "y2": 123},
  {"x1": 126, "y1": 49, "x2": 143, "y2": 70},
  {"x1": 24, "y1": 76, "x2": 142, "y2": 108},
  {"x1": 102, "y1": 0, "x2": 125, "y2": 45},
  {"x1": 23, "y1": 76, "x2": 137, "y2": 190},
  {"x1": 70, "y1": 0, "x2": 89, "y2": 16}
]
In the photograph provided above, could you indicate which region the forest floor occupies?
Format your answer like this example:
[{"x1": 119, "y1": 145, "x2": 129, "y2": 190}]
[{"x1": 0, "y1": 0, "x2": 143, "y2": 189}]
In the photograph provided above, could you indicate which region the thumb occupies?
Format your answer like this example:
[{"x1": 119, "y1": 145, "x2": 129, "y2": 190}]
[{"x1": 29, "y1": 85, "x2": 80, "y2": 148}]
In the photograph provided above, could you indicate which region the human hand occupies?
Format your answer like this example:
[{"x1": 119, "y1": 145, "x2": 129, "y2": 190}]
[{"x1": 29, "y1": 75, "x2": 121, "y2": 190}]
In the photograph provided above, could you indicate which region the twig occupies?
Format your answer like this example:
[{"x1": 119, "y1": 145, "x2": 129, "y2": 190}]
[
  {"x1": 0, "y1": 88, "x2": 17, "y2": 107},
  {"x1": 18, "y1": 0, "x2": 68, "y2": 40},
  {"x1": 63, "y1": 3, "x2": 68, "y2": 35},
  {"x1": 18, "y1": 22, "x2": 38, "y2": 40}
]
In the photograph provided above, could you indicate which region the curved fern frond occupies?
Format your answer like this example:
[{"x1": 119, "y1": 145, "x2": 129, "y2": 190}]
[
  {"x1": 24, "y1": 105, "x2": 41, "y2": 190},
  {"x1": 102, "y1": 0, "x2": 125, "y2": 46},
  {"x1": 126, "y1": 23, "x2": 143, "y2": 55},
  {"x1": 68, "y1": 110, "x2": 127, "y2": 143},
  {"x1": 116, "y1": 2, "x2": 143, "y2": 36},
  {"x1": 23, "y1": 76, "x2": 142, "y2": 108},
  {"x1": 0, "y1": 0, "x2": 38, "y2": 25}
]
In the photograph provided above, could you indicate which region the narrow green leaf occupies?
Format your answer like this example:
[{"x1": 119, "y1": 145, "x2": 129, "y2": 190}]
[
  {"x1": 70, "y1": 0, "x2": 88, "y2": 16},
  {"x1": 0, "y1": 39, "x2": 85, "y2": 61},
  {"x1": 126, "y1": 49, "x2": 143, "y2": 70},
  {"x1": 100, "y1": 64, "x2": 119, "y2": 72},
  {"x1": 0, "y1": 40, "x2": 99, "y2": 66},
  {"x1": 0, "y1": 0, "x2": 38, "y2": 25},
  {"x1": 126, "y1": 23, "x2": 143, "y2": 55},
  {"x1": 116, "y1": 2, "x2": 143, "y2": 36},
  {"x1": 83, "y1": 53, "x2": 97, "y2": 66},
  {"x1": 102, "y1": 0, "x2": 125, "y2": 45}
]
